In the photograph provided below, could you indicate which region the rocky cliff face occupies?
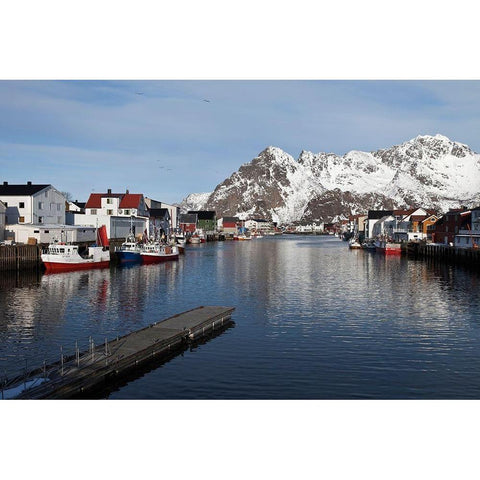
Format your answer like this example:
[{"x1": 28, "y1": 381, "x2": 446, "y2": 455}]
[{"x1": 179, "y1": 134, "x2": 480, "y2": 223}]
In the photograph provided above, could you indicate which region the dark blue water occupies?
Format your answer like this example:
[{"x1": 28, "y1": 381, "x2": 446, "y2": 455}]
[{"x1": 1, "y1": 235, "x2": 480, "y2": 399}]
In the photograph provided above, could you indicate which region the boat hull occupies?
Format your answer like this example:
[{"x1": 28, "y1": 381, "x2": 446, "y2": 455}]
[
  {"x1": 375, "y1": 242, "x2": 402, "y2": 255},
  {"x1": 115, "y1": 251, "x2": 142, "y2": 263},
  {"x1": 140, "y1": 253, "x2": 179, "y2": 264},
  {"x1": 42, "y1": 259, "x2": 110, "y2": 273}
]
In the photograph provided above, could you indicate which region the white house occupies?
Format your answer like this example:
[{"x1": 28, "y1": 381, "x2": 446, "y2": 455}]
[
  {"x1": 455, "y1": 206, "x2": 480, "y2": 248},
  {"x1": 78, "y1": 189, "x2": 149, "y2": 240},
  {"x1": 0, "y1": 181, "x2": 67, "y2": 226},
  {"x1": 245, "y1": 218, "x2": 272, "y2": 232},
  {"x1": 0, "y1": 200, "x2": 5, "y2": 241}
]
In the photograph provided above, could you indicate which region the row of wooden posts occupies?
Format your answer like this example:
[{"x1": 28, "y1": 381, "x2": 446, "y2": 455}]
[{"x1": 406, "y1": 242, "x2": 480, "y2": 266}]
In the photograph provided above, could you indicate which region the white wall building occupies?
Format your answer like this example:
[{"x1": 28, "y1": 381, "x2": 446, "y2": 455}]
[
  {"x1": 6, "y1": 224, "x2": 96, "y2": 245},
  {"x1": 0, "y1": 182, "x2": 66, "y2": 227},
  {"x1": 78, "y1": 190, "x2": 149, "y2": 239},
  {"x1": 245, "y1": 219, "x2": 273, "y2": 232}
]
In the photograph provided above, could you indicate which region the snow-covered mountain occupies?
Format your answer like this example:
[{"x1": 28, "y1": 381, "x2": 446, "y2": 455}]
[{"x1": 179, "y1": 135, "x2": 480, "y2": 224}]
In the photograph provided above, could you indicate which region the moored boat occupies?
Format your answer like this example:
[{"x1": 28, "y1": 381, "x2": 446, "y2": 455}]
[
  {"x1": 140, "y1": 242, "x2": 179, "y2": 264},
  {"x1": 189, "y1": 234, "x2": 201, "y2": 244},
  {"x1": 115, "y1": 233, "x2": 142, "y2": 263},
  {"x1": 348, "y1": 238, "x2": 362, "y2": 249},
  {"x1": 375, "y1": 239, "x2": 402, "y2": 255},
  {"x1": 41, "y1": 225, "x2": 111, "y2": 273}
]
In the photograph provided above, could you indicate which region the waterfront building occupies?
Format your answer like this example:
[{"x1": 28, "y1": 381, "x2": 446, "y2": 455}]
[
  {"x1": 0, "y1": 200, "x2": 5, "y2": 242},
  {"x1": 244, "y1": 218, "x2": 272, "y2": 233},
  {"x1": 148, "y1": 208, "x2": 171, "y2": 238},
  {"x1": 454, "y1": 206, "x2": 480, "y2": 248},
  {"x1": 366, "y1": 210, "x2": 394, "y2": 239},
  {"x1": 65, "y1": 200, "x2": 86, "y2": 225},
  {"x1": 145, "y1": 197, "x2": 180, "y2": 230},
  {"x1": 6, "y1": 224, "x2": 96, "y2": 245},
  {"x1": 347, "y1": 214, "x2": 367, "y2": 237},
  {"x1": 179, "y1": 213, "x2": 198, "y2": 233},
  {"x1": 217, "y1": 217, "x2": 239, "y2": 235},
  {"x1": 0, "y1": 182, "x2": 67, "y2": 243},
  {"x1": 79, "y1": 189, "x2": 149, "y2": 240},
  {"x1": 187, "y1": 211, "x2": 216, "y2": 232},
  {"x1": 0, "y1": 181, "x2": 67, "y2": 227},
  {"x1": 431, "y1": 207, "x2": 471, "y2": 245}
]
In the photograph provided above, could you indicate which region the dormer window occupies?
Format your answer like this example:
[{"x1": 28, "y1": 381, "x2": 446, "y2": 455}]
[{"x1": 106, "y1": 198, "x2": 113, "y2": 204}]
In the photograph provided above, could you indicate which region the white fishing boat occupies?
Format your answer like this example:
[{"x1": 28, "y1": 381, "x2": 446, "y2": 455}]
[
  {"x1": 140, "y1": 242, "x2": 179, "y2": 264},
  {"x1": 41, "y1": 225, "x2": 110, "y2": 273}
]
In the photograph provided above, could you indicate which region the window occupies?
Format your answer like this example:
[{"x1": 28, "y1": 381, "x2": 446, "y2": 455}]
[
  {"x1": 39, "y1": 216, "x2": 44, "y2": 224},
  {"x1": 106, "y1": 198, "x2": 113, "y2": 204},
  {"x1": 107, "y1": 209, "x2": 113, "y2": 215},
  {"x1": 39, "y1": 202, "x2": 44, "y2": 209},
  {"x1": 57, "y1": 203, "x2": 61, "y2": 211},
  {"x1": 19, "y1": 216, "x2": 25, "y2": 223},
  {"x1": 45, "y1": 192, "x2": 48, "y2": 197},
  {"x1": 124, "y1": 209, "x2": 130, "y2": 215},
  {"x1": 44, "y1": 230, "x2": 49, "y2": 233},
  {"x1": 19, "y1": 202, "x2": 25, "y2": 209},
  {"x1": 90, "y1": 209, "x2": 97, "y2": 215},
  {"x1": 34, "y1": 230, "x2": 40, "y2": 233}
]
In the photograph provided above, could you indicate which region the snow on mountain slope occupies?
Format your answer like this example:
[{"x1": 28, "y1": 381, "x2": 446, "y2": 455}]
[{"x1": 182, "y1": 135, "x2": 480, "y2": 223}]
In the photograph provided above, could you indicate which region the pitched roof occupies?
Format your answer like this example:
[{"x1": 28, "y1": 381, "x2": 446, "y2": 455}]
[
  {"x1": 149, "y1": 208, "x2": 170, "y2": 218},
  {"x1": 188, "y1": 210, "x2": 216, "y2": 220},
  {"x1": 0, "y1": 182, "x2": 50, "y2": 196},
  {"x1": 180, "y1": 213, "x2": 197, "y2": 224},
  {"x1": 85, "y1": 193, "x2": 123, "y2": 208},
  {"x1": 119, "y1": 194, "x2": 143, "y2": 209},
  {"x1": 368, "y1": 210, "x2": 393, "y2": 219},
  {"x1": 85, "y1": 192, "x2": 143, "y2": 209},
  {"x1": 410, "y1": 215, "x2": 428, "y2": 222}
]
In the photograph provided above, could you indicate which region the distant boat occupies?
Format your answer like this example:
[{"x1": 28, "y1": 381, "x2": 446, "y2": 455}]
[
  {"x1": 234, "y1": 234, "x2": 251, "y2": 241},
  {"x1": 140, "y1": 242, "x2": 179, "y2": 264},
  {"x1": 41, "y1": 225, "x2": 111, "y2": 273},
  {"x1": 375, "y1": 239, "x2": 402, "y2": 255},
  {"x1": 189, "y1": 234, "x2": 201, "y2": 244},
  {"x1": 348, "y1": 238, "x2": 362, "y2": 249},
  {"x1": 362, "y1": 240, "x2": 377, "y2": 251},
  {"x1": 115, "y1": 232, "x2": 142, "y2": 263}
]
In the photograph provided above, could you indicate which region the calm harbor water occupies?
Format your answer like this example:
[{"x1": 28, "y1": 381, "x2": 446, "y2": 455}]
[{"x1": 1, "y1": 235, "x2": 480, "y2": 399}]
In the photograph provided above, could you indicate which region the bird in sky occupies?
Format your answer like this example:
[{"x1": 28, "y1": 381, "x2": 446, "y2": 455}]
[
  {"x1": 136, "y1": 92, "x2": 144, "y2": 95},
  {"x1": 203, "y1": 99, "x2": 210, "y2": 103}
]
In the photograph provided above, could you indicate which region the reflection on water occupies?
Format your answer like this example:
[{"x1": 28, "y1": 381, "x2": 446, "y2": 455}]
[{"x1": 1, "y1": 236, "x2": 480, "y2": 399}]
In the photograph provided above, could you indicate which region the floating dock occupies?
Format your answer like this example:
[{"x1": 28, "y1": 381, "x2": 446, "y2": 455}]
[{"x1": 8, "y1": 305, "x2": 235, "y2": 399}]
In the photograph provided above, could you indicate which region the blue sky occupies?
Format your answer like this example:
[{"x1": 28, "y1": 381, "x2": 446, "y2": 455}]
[{"x1": 1, "y1": 80, "x2": 480, "y2": 204}]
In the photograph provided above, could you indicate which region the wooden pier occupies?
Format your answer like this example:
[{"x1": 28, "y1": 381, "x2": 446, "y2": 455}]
[
  {"x1": 7, "y1": 305, "x2": 235, "y2": 399},
  {"x1": 407, "y1": 242, "x2": 480, "y2": 266},
  {"x1": 0, "y1": 244, "x2": 42, "y2": 271}
]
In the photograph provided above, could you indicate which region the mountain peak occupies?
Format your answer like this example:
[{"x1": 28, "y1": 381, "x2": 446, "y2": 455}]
[{"x1": 181, "y1": 135, "x2": 480, "y2": 223}]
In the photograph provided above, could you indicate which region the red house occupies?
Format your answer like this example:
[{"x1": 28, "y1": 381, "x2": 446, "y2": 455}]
[
  {"x1": 430, "y1": 208, "x2": 471, "y2": 244},
  {"x1": 179, "y1": 213, "x2": 197, "y2": 233}
]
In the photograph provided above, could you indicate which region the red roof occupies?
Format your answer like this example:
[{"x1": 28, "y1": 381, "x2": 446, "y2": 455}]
[
  {"x1": 85, "y1": 192, "x2": 142, "y2": 209},
  {"x1": 120, "y1": 194, "x2": 143, "y2": 209}
]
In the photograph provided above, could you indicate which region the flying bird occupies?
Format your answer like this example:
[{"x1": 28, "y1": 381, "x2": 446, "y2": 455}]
[
  {"x1": 203, "y1": 99, "x2": 210, "y2": 103},
  {"x1": 136, "y1": 92, "x2": 144, "y2": 95}
]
